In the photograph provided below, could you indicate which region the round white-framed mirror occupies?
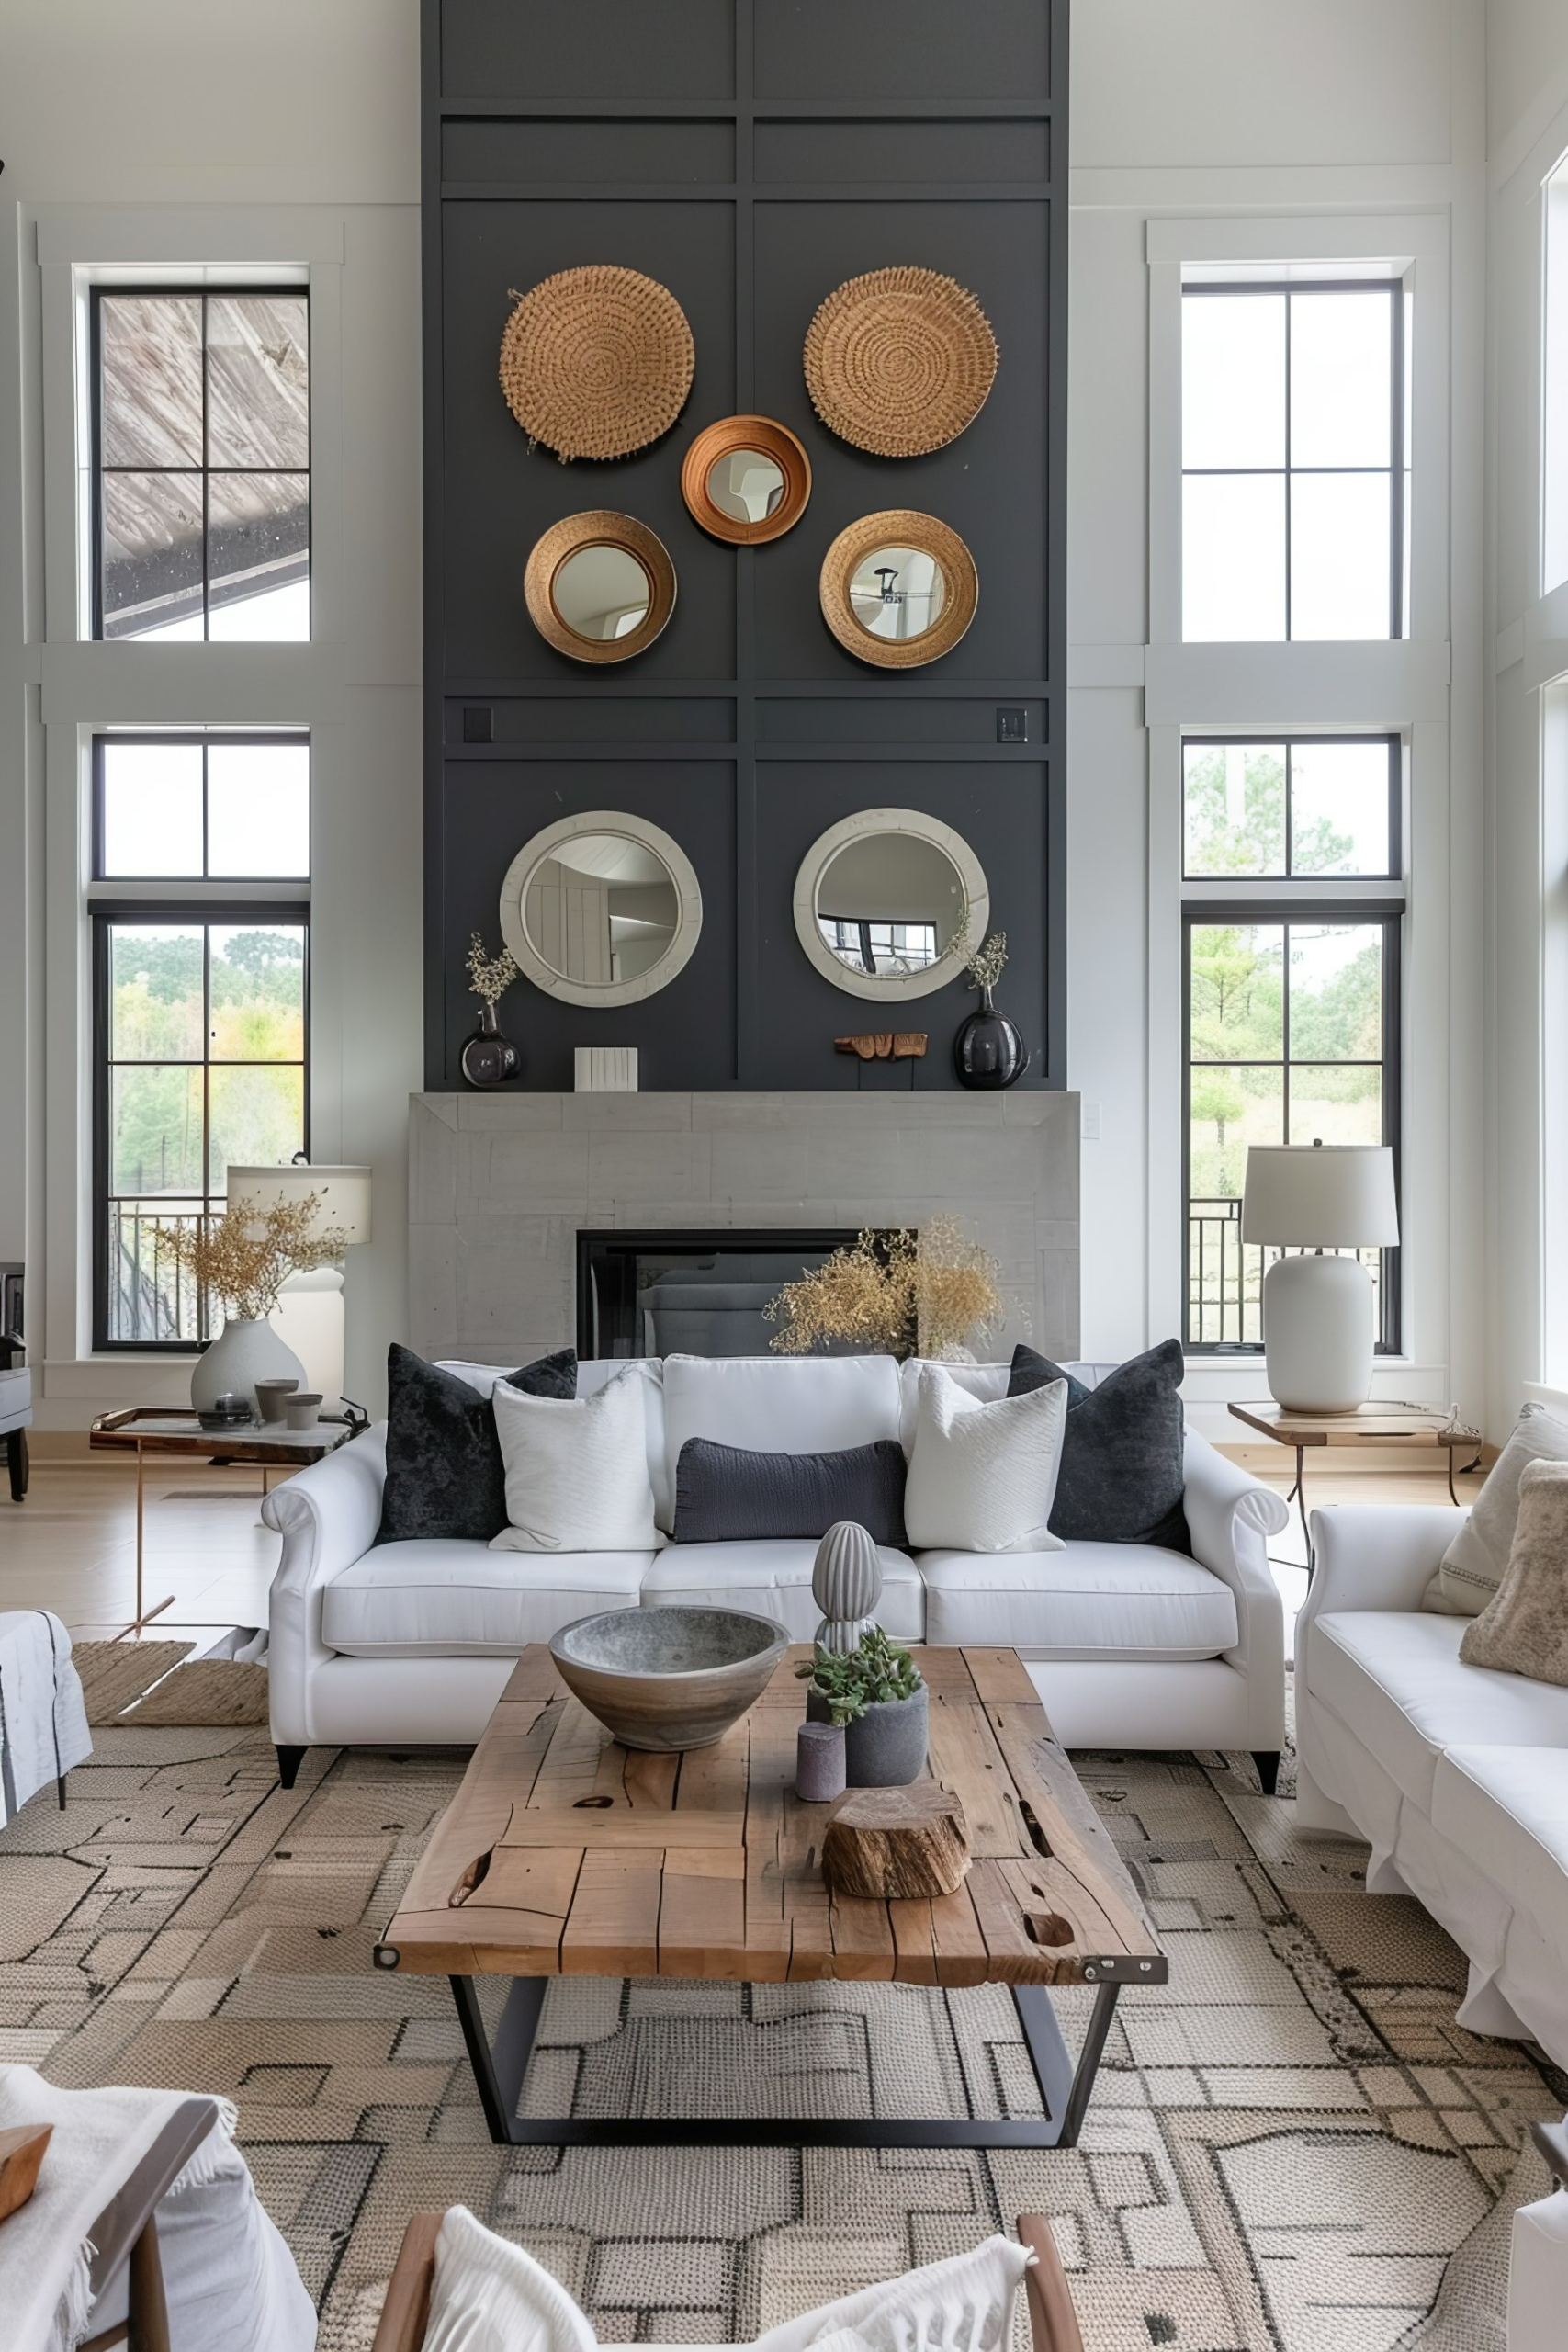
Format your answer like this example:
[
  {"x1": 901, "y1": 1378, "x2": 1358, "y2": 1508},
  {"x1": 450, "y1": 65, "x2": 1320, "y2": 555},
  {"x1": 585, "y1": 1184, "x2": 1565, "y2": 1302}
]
[
  {"x1": 499, "y1": 811, "x2": 703, "y2": 1008},
  {"x1": 792, "y1": 808, "x2": 988, "y2": 1001}
]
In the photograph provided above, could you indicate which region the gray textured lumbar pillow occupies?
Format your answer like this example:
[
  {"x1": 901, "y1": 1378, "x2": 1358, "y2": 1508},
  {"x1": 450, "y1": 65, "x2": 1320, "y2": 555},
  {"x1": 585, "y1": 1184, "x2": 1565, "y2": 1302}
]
[
  {"x1": 1459, "y1": 1458, "x2": 1568, "y2": 1686},
  {"x1": 672, "y1": 1437, "x2": 907, "y2": 1547},
  {"x1": 1428, "y1": 1403, "x2": 1568, "y2": 1616},
  {"x1": 1009, "y1": 1339, "x2": 1190, "y2": 1551}
]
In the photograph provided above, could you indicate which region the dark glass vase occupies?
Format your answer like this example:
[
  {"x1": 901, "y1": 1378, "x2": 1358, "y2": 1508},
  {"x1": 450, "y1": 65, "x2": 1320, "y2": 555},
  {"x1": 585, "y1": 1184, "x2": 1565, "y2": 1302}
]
[
  {"x1": 953, "y1": 984, "x2": 1030, "y2": 1090},
  {"x1": 460, "y1": 1000, "x2": 520, "y2": 1087}
]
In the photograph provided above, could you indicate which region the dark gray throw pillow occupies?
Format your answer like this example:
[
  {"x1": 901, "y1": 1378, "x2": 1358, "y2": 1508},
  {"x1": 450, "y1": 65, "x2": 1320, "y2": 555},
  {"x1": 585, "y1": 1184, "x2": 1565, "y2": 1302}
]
[
  {"x1": 672, "y1": 1436, "x2": 908, "y2": 1547},
  {"x1": 376, "y1": 1343, "x2": 577, "y2": 1545},
  {"x1": 1009, "y1": 1339, "x2": 1190, "y2": 1551}
]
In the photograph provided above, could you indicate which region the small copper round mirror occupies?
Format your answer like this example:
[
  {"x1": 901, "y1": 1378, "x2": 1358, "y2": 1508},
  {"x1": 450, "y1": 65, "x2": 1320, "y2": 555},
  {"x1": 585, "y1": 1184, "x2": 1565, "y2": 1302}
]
[
  {"x1": 681, "y1": 416, "x2": 811, "y2": 544},
  {"x1": 819, "y1": 510, "x2": 977, "y2": 669},
  {"x1": 525, "y1": 512, "x2": 677, "y2": 663}
]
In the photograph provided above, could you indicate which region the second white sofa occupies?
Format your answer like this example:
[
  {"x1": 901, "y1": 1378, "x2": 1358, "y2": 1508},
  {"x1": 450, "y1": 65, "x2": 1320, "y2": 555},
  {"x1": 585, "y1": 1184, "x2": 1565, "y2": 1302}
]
[{"x1": 266, "y1": 1351, "x2": 1288, "y2": 1783}]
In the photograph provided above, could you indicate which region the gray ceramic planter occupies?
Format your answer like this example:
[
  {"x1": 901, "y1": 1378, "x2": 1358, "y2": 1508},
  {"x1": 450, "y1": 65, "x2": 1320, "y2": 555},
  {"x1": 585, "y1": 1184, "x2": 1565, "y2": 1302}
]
[{"x1": 807, "y1": 1682, "x2": 928, "y2": 1787}]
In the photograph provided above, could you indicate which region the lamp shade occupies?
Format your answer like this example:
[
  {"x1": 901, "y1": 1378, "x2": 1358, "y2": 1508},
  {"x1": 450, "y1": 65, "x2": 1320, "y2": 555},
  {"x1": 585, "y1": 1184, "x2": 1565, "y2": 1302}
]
[
  {"x1": 1240, "y1": 1145, "x2": 1398, "y2": 1249},
  {"x1": 226, "y1": 1163, "x2": 372, "y2": 1248}
]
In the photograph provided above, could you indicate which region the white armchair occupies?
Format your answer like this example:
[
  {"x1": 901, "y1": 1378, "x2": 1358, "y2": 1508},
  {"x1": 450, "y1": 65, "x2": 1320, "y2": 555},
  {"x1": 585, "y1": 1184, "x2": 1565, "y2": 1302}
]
[{"x1": 1512, "y1": 2121, "x2": 1568, "y2": 2352}]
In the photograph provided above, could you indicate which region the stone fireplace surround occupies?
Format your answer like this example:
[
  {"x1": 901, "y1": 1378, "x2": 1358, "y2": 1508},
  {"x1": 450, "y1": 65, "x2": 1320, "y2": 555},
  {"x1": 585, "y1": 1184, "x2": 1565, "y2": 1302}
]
[{"x1": 409, "y1": 1092, "x2": 1079, "y2": 1366}]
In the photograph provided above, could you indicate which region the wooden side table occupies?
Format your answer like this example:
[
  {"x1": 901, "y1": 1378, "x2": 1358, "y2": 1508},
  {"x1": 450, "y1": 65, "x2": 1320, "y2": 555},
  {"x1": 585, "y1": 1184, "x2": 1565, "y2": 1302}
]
[
  {"x1": 1227, "y1": 1399, "x2": 1483, "y2": 1572},
  {"x1": 88, "y1": 1408, "x2": 354, "y2": 1639}
]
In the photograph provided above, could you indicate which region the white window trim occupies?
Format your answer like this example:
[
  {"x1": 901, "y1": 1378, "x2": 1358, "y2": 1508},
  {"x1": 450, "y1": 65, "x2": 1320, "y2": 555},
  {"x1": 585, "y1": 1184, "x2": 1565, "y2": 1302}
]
[
  {"x1": 31, "y1": 204, "x2": 350, "y2": 1390},
  {"x1": 1144, "y1": 211, "x2": 1455, "y2": 1398}
]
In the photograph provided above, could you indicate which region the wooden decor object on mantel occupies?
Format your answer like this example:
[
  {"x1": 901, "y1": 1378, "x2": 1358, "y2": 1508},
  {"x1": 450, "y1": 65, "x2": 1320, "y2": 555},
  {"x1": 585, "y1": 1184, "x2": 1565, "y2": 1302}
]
[
  {"x1": 835, "y1": 1033, "x2": 927, "y2": 1061},
  {"x1": 821, "y1": 1782, "x2": 971, "y2": 1899},
  {"x1": 0, "y1": 2122, "x2": 51, "y2": 2224}
]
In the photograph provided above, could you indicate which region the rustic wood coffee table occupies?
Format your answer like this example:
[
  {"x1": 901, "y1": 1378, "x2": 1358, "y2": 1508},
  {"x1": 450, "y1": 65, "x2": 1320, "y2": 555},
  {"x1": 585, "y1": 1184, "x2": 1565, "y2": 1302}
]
[{"x1": 376, "y1": 1643, "x2": 1166, "y2": 2149}]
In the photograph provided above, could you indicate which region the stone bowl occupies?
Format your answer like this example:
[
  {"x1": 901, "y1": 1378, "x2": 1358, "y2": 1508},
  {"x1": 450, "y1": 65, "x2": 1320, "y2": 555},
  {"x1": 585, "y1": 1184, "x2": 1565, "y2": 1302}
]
[{"x1": 548, "y1": 1606, "x2": 791, "y2": 1752}]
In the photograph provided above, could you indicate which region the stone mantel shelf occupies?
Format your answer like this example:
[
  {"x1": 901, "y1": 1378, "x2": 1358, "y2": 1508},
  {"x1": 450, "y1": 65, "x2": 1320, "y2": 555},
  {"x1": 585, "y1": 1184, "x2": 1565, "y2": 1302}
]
[{"x1": 409, "y1": 1091, "x2": 1079, "y2": 1366}]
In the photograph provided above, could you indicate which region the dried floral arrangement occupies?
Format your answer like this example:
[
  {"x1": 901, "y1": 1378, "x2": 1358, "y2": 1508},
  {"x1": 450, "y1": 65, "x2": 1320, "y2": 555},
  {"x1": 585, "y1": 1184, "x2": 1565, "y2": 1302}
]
[
  {"x1": 948, "y1": 915, "x2": 1008, "y2": 994},
  {"x1": 163, "y1": 1195, "x2": 349, "y2": 1322},
  {"x1": 763, "y1": 1215, "x2": 1006, "y2": 1361},
  {"x1": 466, "y1": 932, "x2": 519, "y2": 1007}
]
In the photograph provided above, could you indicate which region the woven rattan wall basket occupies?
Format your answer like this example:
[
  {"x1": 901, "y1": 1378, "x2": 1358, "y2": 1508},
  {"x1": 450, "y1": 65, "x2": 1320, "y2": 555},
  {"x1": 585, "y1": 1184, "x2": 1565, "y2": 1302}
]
[
  {"x1": 803, "y1": 266, "x2": 998, "y2": 458},
  {"x1": 500, "y1": 266, "x2": 695, "y2": 463}
]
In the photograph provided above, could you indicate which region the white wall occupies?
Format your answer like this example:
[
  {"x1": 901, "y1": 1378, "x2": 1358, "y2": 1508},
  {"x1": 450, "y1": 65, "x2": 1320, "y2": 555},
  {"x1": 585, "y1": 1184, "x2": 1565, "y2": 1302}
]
[
  {"x1": 1068, "y1": 0, "x2": 1490, "y2": 1438},
  {"x1": 1483, "y1": 7, "x2": 1568, "y2": 1427},
  {"x1": 0, "y1": 1, "x2": 423, "y2": 1427}
]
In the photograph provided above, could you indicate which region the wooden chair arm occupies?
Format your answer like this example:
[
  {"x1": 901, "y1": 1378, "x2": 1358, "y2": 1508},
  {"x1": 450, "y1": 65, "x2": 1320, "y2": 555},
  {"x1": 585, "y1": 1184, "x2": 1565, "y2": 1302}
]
[
  {"x1": 1016, "y1": 2216, "x2": 1083, "y2": 2352},
  {"x1": 372, "y1": 2211, "x2": 443, "y2": 2352}
]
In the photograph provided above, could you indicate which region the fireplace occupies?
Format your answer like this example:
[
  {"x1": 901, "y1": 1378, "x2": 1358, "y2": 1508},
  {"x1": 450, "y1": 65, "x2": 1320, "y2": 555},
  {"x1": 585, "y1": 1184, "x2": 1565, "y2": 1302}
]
[{"x1": 578, "y1": 1228, "x2": 863, "y2": 1358}]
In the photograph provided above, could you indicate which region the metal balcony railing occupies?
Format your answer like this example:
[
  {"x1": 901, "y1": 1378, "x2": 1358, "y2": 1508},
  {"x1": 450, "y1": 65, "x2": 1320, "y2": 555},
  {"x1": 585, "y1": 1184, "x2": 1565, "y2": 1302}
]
[{"x1": 1186, "y1": 1197, "x2": 1383, "y2": 1351}]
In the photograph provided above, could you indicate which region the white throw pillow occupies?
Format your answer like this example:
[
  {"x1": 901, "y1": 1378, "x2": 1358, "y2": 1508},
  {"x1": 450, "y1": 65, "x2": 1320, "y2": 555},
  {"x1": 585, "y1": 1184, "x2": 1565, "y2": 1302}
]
[
  {"x1": 423, "y1": 2203, "x2": 1024, "y2": 2352},
  {"x1": 491, "y1": 1367, "x2": 659, "y2": 1554},
  {"x1": 1427, "y1": 1403, "x2": 1568, "y2": 1615},
  {"x1": 904, "y1": 1365, "x2": 1067, "y2": 1552}
]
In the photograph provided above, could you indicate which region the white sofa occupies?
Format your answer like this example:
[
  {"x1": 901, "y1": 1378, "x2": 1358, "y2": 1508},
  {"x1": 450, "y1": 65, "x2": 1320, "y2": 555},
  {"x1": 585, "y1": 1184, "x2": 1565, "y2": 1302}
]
[
  {"x1": 1297, "y1": 1503, "x2": 1568, "y2": 2073},
  {"x1": 265, "y1": 1351, "x2": 1287, "y2": 1784}
]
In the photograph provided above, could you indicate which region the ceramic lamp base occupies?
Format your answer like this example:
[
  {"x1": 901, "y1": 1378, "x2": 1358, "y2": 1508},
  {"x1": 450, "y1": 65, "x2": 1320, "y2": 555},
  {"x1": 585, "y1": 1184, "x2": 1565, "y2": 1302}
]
[{"x1": 1261, "y1": 1251, "x2": 1374, "y2": 1413}]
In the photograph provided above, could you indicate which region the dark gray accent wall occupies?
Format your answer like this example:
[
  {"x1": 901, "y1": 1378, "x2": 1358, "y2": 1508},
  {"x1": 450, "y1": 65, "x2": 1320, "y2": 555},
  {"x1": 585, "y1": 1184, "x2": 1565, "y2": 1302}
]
[{"x1": 423, "y1": 0, "x2": 1067, "y2": 1092}]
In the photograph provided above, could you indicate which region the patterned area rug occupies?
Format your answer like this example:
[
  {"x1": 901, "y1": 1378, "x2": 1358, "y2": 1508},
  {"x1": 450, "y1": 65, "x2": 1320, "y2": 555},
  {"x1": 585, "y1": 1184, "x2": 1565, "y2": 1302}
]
[{"x1": 2, "y1": 1724, "x2": 1562, "y2": 2352}]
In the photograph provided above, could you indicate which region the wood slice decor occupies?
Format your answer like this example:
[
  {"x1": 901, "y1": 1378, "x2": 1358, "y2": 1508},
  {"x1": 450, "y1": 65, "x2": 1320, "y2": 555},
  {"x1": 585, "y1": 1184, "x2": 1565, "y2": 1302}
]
[
  {"x1": 804, "y1": 266, "x2": 998, "y2": 458},
  {"x1": 500, "y1": 266, "x2": 695, "y2": 463},
  {"x1": 821, "y1": 1782, "x2": 971, "y2": 1900}
]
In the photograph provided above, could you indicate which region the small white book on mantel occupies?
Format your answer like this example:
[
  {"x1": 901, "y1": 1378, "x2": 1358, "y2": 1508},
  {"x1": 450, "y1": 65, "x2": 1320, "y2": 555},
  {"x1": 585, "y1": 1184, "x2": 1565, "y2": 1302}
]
[{"x1": 575, "y1": 1046, "x2": 638, "y2": 1092}]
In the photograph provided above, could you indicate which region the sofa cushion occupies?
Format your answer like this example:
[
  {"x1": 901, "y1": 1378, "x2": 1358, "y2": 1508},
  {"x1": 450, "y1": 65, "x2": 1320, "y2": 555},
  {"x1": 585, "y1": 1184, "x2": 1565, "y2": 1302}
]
[
  {"x1": 321, "y1": 1540, "x2": 650, "y2": 1657},
  {"x1": 451, "y1": 1358, "x2": 672, "y2": 1532},
  {"x1": 1308, "y1": 1611, "x2": 1568, "y2": 1812},
  {"x1": 640, "y1": 1540, "x2": 921, "y2": 1645},
  {"x1": 378, "y1": 1345, "x2": 577, "y2": 1546},
  {"x1": 1431, "y1": 1401, "x2": 1568, "y2": 1617},
  {"x1": 672, "y1": 1437, "x2": 907, "y2": 1547},
  {"x1": 1431, "y1": 1745, "x2": 1568, "y2": 1967},
  {"x1": 916, "y1": 1542, "x2": 1237, "y2": 1657},
  {"x1": 491, "y1": 1369, "x2": 660, "y2": 1555},
  {"x1": 904, "y1": 1369, "x2": 1067, "y2": 1553},
  {"x1": 662, "y1": 1354, "x2": 902, "y2": 1499},
  {"x1": 1008, "y1": 1339, "x2": 1190, "y2": 1552}
]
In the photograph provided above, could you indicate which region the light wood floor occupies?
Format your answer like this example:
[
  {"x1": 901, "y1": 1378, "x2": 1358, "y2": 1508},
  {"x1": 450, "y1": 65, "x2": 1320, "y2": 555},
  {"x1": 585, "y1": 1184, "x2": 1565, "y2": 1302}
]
[{"x1": 0, "y1": 1450, "x2": 1482, "y2": 1645}]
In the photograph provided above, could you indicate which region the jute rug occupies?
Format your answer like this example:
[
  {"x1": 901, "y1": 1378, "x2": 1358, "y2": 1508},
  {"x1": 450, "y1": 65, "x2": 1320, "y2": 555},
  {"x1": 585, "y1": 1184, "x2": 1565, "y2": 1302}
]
[{"x1": 2, "y1": 1722, "x2": 1562, "y2": 2352}]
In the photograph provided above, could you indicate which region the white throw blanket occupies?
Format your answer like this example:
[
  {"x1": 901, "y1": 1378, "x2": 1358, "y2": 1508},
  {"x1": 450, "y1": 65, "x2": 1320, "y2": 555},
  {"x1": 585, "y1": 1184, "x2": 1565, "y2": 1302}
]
[
  {"x1": 0, "y1": 2066, "x2": 316, "y2": 2352},
  {"x1": 0, "y1": 1611, "x2": 91, "y2": 1823}
]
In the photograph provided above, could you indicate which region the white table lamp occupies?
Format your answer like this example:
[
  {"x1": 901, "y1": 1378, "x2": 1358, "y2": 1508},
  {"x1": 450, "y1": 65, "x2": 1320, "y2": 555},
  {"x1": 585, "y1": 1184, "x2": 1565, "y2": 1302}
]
[
  {"x1": 1241, "y1": 1143, "x2": 1398, "y2": 1412},
  {"x1": 226, "y1": 1163, "x2": 372, "y2": 1413}
]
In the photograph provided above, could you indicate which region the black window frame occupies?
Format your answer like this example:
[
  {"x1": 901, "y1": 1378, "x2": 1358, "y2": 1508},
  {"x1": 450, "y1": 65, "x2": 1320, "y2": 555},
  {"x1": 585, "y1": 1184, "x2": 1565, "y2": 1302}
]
[
  {"x1": 93, "y1": 900, "x2": 311, "y2": 1353},
  {"x1": 89, "y1": 283, "x2": 311, "y2": 644},
  {"x1": 1180, "y1": 731, "x2": 1402, "y2": 882},
  {"x1": 1181, "y1": 899, "x2": 1403, "y2": 1356},
  {"x1": 92, "y1": 729, "x2": 312, "y2": 885},
  {"x1": 1181, "y1": 278, "x2": 1408, "y2": 642}
]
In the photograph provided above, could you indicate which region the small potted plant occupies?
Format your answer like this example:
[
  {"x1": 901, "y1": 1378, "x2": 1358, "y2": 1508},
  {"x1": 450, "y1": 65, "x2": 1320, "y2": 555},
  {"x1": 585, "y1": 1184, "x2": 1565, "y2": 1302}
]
[{"x1": 798, "y1": 1626, "x2": 928, "y2": 1788}]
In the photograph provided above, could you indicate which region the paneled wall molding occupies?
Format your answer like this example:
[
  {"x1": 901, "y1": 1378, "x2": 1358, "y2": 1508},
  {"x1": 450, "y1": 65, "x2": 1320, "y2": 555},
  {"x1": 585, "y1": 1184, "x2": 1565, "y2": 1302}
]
[{"x1": 423, "y1": 0, "x2": 1066, "y2": 1093}]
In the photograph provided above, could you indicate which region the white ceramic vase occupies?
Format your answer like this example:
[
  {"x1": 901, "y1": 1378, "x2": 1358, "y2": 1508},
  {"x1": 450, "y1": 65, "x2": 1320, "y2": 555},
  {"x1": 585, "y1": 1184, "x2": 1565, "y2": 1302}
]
[{"x1": 190, "y1": 1317, "x2": 308, "y2": 1415}]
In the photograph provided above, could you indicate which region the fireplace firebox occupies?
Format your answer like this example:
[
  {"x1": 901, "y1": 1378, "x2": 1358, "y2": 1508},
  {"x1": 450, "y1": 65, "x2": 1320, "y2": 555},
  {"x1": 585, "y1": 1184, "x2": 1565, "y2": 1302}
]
[{"x1": 577, "y1": 1229, "x2": 876, "y2": 1359}]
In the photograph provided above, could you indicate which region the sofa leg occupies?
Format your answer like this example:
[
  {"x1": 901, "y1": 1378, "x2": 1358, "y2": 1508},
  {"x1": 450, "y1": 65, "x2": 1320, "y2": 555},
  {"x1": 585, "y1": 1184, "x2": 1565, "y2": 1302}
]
[
  {"x1": 1251, "y1": 1750, "x2": 1281, "y2": 1797},
  {"x1": 276, "y1": 1745, "x2": 306, "y2": 1791},
  {"x1": 6, "y1": 1429, "x2": 27, "y2": 1501}
]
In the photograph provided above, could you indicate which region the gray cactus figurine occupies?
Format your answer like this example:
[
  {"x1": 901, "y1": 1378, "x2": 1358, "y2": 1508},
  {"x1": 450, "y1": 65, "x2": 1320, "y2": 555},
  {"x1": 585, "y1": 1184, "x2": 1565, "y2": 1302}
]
[{"x1": 812, "y1": 1520, "x2": 884, "y2": 1654}]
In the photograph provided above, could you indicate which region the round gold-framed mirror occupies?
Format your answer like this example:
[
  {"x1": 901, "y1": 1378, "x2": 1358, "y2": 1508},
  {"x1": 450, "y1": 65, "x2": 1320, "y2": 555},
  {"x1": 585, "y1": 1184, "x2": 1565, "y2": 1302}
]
[
  {"x1": 525, "y1": 512, "x2": 677, "y2": 663},
  {"x1": 818, "y1": 510, "x2": 978, "y2": 669},
  {"x1": 792, "y1": 808, "x2": 988, "y2": 1001},
  {"x1": 499, "y1": 811, "x2": 703, "y2": 1008},
  {"x1": 680, "y1": 415, "x2": 812, "y2": 544}
]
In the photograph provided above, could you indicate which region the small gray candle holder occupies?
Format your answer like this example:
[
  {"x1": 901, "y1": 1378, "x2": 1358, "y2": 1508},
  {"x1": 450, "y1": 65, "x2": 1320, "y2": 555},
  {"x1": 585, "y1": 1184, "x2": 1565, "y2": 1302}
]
[{"x1": 795, "y1": 1719, "x2": 847, "y2": 1804}]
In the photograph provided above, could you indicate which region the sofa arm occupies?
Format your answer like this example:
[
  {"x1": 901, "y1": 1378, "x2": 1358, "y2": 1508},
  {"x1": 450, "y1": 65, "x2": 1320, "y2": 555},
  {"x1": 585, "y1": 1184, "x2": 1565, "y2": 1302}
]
[
  {"x1": 1181, "y1": 1430, "x2": 1288, "y2": 1748},
  {"x1": 264, "y1": 1426, "x2": 386, "y2": 1743},
  {"x1": 1302, "y1": 1503, "x2": 1464, "y2": 1620}
]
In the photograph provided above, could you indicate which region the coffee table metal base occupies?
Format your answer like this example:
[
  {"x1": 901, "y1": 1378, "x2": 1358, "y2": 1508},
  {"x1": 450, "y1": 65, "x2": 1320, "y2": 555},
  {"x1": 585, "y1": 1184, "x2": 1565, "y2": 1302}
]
[{"x1": 451, "y1": 1973, "x2": 1121, "y2": 2151}]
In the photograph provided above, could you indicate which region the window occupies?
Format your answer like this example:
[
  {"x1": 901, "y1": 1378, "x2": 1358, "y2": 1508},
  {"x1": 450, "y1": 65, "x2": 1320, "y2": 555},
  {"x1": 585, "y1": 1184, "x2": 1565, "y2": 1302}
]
[
  {"x1": 1181, "y1": 734, "x2": 1402, "y2": 1352},
  {"x1": 1182, "y1": 282, "x2": 1406, "y2": 642},
  {"x1": 96, "y1": 734, "x2": 310, "y2": 879},
  {"x1": 92, "y1": 288, "x2": 310, "y2": 641},
  {"x1": 90, "y1": 732, "x2": 311, "y2": 1350},
  {"x1": 819, "y1": 917, "x2": 941, "y2": 977},
  {"x1": 1182, "y1": 737, "x2": 1399, "y2": 879},
  {"x1": 95, "y1": 909, "x2": 310, "y2": 1349}
]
